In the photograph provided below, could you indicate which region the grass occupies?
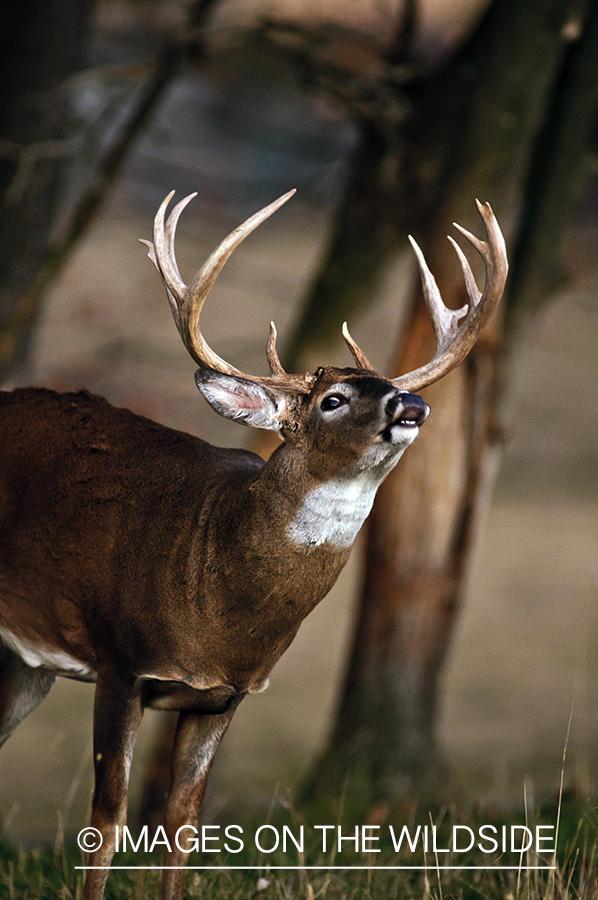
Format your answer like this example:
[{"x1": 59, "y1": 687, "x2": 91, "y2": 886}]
[{"x1": 1, "y1": 798, "x2": 597, "y2": 899}]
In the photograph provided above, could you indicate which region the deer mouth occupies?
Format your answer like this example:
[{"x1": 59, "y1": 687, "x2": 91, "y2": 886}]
[
  {"x1": 396, "y1": 404, "x2": 428, "y2": 428},
  {"x1": 379, "y1": 395, "x2": 429, "y2": 441}
]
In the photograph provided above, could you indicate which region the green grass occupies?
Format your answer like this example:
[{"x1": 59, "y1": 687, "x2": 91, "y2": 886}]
[{"x1": 1, "y1": 799, "x2": 597, "y2": 899}]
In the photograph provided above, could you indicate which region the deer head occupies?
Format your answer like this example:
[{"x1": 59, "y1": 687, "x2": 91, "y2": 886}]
[{"x1": 141, "y1": 189, "x2": 507, "y2": 461}]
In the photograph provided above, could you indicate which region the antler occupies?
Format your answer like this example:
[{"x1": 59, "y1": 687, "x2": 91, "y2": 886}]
[
  {"x1": 344, "y1": 201, "x2": 508, "y2": 390},
  {"x1": 143, "y1": 192, "x2": 507, "y2": 395},
  {"x1": 141, "y1": 190, "x2": 315, "y2": 394}
]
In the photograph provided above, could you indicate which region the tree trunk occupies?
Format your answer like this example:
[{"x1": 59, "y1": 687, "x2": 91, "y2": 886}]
[{"x1": 299, "y1": 0, "x2": 598, "y2": 816}]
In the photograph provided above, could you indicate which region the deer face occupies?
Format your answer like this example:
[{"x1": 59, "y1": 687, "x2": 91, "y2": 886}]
[{"x1": 297, "y1": 367, "x2": 429, "y2": 475}]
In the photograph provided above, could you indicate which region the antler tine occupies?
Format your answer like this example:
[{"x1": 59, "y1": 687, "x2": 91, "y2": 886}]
[
  {"x1": 392, "y1": 201, "x2": 508, "y2": 393},
  {"x1": 446, "y1": 235, "x2": 481, "y2": 308},
  {"x1": 141, "y1": 191, "x2": 198, "y2": 335},
  {"x1": 142, "y1": 189, "x2": 315, "y2": 393},
  {"x1": 407, "y1": 235, "x2": 469, "y2": 352},
  {"x1": 266, "y1": 321, "x2": 287, "y2": 376},
  {"x1": 342, "y1": 322, "x2": 373, "y2": 370},
  {"x1": 163, "y1": 192, "x2": 198, "y2": 284}
]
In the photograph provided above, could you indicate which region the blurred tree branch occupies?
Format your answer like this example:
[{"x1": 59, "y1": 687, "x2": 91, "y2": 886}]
[{"x1": 0, "y1": 0, "x2": 219, "y2": 384}]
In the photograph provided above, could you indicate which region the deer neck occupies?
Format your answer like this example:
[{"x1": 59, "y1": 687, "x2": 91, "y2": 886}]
[{"x1": 254, "y1": 441, "x2": 406, "y2": 552}]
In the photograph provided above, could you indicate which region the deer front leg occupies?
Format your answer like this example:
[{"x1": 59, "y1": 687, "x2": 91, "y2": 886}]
[
  {"x1": 83, "y1": 671, "x2": 144, "y2": 900},
  {"x1": 161, "y1": 707, "x2": 235, "y2": 900}
]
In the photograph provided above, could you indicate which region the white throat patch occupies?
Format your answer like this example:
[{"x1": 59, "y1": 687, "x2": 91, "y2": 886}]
[{"x1": 288, "y1": 457, "x2": 404, "y2": 549}]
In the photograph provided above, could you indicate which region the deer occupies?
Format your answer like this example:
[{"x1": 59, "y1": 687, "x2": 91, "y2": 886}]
[{"x1": 0, "y1": 187, "x2": 507, "y2": 900}]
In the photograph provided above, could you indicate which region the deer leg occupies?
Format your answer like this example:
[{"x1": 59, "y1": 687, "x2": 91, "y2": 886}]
[
  {"x1": 83, "y1": 671, "x2": 144, "y2": 900},
  {"x1": 161, "y1": 707, "x2": 235, "y2": 900},
  {"x1": 0, "y1": 641, "x2": 56, "y2": 748}
]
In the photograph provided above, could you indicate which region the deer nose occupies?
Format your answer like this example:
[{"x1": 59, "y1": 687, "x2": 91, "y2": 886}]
[{"x1": 387, "y1": 391, "x2": 430, "y2": 427}]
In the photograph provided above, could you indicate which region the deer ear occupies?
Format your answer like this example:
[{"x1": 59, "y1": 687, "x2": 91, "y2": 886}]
[{"x1": 195, "y1": 370, "x2": 285, "y2": 431}]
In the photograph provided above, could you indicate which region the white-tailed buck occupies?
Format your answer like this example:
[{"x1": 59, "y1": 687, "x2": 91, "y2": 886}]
[{"x1": 0, "y1": 189, "x2": 507, "y2": 899}]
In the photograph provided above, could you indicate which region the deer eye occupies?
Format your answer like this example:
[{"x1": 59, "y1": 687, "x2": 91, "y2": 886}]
[{"x1": 321, "y1": 394, "x2": 348, "y2": 412}]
